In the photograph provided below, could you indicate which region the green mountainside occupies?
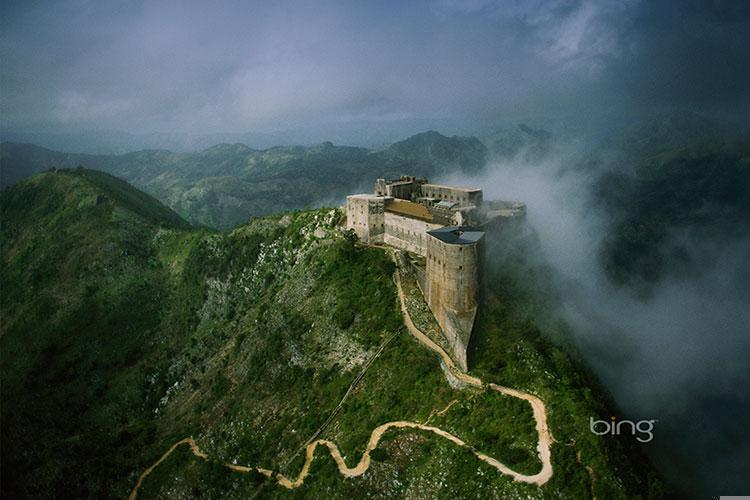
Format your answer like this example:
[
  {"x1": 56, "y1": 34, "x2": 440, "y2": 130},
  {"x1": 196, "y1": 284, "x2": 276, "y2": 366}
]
[
  {"x1": 1, "y1": 169, "x2": 666, "y2": 498},
  {"x1": 614, "y1": 111, "x2": 730, "y2": 162},
  {"x1": 0, "y1": 131, "x2": 487, "y2": 229},
  {"x1": 483, "y1": 124, "x2": 552, "y2": 162},
  {"x1": 594, "y1": 141, "x2": 750, "y2": 291}
]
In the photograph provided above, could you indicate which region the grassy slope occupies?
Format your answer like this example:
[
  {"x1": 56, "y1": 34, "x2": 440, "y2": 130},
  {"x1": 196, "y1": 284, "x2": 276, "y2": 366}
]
[
  {"x1": 2, "y1": 169, "x2": 664, "y2": 498},
  {"x1": 472, "y1": 220, "x2": 668, "y2": 499}
]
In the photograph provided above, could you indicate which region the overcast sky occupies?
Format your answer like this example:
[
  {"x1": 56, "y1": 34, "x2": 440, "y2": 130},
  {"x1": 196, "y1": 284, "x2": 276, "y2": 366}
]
[{"x1": 1, "y1": 0, "x2": 749, "y2": 135}]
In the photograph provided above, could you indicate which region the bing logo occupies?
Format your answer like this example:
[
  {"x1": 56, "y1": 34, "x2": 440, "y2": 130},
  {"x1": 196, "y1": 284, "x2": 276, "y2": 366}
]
[{"x1": 590, "y1": 416, "x2": 656, "y2": 443}]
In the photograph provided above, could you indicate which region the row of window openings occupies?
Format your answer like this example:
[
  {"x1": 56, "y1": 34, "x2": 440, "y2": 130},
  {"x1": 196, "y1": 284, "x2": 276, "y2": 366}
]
[
  {"x1": 386, "y1": 225, "x2": 422, "y2": 237},
  {"x1": 371, "y1": 191, "x2": 468, "y2": 203},
  {"x1": 426, "y1": 192, "x2": 468, "y2": 203},
  {"x1": 427, "y1": 253, "x2": 463, "y2": 270}
]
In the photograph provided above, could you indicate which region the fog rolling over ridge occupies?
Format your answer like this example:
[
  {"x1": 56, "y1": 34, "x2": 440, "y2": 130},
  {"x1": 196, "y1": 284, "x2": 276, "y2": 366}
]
[
  {"x1": 3, "y1": 0, "x2": 750, "y2": 496},
  {"x1": 439, "y1": 135, "x2": 750, "y2": 495}
]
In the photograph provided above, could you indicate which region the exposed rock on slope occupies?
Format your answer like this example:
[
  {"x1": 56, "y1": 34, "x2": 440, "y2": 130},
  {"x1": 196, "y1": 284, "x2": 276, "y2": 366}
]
[{"x1": 1, "y1": 169, "x2": 666, "y2": 498}]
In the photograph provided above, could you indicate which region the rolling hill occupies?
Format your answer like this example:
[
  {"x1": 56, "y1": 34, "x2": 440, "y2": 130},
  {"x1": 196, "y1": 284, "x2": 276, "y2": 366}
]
[{"x1": 0, "y1": 131, "x2": 487, "y2": 229}]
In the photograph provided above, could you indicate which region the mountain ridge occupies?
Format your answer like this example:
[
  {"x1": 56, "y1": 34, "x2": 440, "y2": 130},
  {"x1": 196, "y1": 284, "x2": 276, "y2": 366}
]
[
  {"x1": 1, "y1": 169, "x2": 667, "y2": 498},
  {"x1": 0, "y1": 130, "x2": 488, "y2": 229}
]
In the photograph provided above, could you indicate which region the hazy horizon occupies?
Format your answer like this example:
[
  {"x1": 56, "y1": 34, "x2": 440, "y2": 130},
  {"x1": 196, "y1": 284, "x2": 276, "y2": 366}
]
[{"x1": 2, "y1": 0, "x2": 749, "y2": 149}]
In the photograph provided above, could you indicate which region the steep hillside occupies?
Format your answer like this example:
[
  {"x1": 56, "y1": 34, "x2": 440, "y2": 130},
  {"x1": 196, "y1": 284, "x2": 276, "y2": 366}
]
[
  {"x1": 1, "y1": 170, "x2": 665, "y2": 498},
  {"x1": 384, "y1": 130, "x2": 487, "y2": 171},
  {"x1": 0, "y1": 131, "x2": 487, "y2": 229}
]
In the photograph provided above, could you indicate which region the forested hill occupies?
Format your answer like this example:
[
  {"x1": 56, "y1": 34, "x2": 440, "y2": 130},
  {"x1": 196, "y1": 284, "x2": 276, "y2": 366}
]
[
  {"x1": 594, "y1": 140, "x2": 750, "y2": 292},
  {"x1": 0, "y1": 169, "x2": 666, "y2": 498},
  {"x1": 0, "y1": 131, "x2": 487, "y2": 229}
]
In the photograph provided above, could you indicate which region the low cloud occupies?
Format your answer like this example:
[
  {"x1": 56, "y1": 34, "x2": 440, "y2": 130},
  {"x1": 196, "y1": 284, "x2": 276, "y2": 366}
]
[{"x1": 439, "y1": 136, "x2": 750, "y2": 495}]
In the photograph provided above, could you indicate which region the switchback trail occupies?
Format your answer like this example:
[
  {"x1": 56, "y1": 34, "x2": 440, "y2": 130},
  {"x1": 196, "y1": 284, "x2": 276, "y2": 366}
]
[{"x1": 128, "y1": 255, "x2": 554, "y2": 498}]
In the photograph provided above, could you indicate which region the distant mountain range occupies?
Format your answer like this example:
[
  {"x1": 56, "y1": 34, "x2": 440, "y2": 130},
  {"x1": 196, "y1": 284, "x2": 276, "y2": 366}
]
[
  {"x1": 483, "y1": 124, "x2": 552, "y2": 162},
  {"x1": 0, "y1": 117, "x2": 496, "y2": 154},
  {"x1": 3, "y1": 114, "x2": 747, "y2": 288},
  {"x1": 1, "y1": 131, "x2": 488, "y2": 229}
]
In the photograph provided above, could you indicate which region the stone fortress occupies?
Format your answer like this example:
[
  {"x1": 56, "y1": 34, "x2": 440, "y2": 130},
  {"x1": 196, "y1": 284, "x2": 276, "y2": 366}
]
[{"x1": 346, "y1": 176, "x2": 525, "y2": 370}]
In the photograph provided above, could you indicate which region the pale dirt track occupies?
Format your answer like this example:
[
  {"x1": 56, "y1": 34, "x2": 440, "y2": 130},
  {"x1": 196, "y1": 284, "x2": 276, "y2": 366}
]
[{"x1": 128, "y1": 255, "x2": 554, "y2": 498}]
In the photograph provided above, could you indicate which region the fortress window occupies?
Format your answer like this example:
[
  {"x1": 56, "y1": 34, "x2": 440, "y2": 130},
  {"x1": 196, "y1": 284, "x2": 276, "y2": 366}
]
[{"x1": 459, "y1": 265, "x2": 463, "y2": 270}]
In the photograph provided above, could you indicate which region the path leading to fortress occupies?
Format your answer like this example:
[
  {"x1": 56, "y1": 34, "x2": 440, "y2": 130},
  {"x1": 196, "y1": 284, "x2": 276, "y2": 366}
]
[
  {"x1": 391, "y1": 256, "x2": 554, "y2": 485},
  {"x1": 128, "y1": 253, "x2": 554, "y2": 499}
]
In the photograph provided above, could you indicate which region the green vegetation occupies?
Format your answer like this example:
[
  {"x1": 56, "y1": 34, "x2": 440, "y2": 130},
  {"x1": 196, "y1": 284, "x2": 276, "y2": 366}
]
[
  {"x1": 483, "y1": 123, "x2": 551, "y2": 162},
  {"x1": 0, "y1": 131, "x2": 487, "y2": 229},
  {"x1": 470, "y1": 219, "x2": 669, "y2": 498},
  {"x1": 596, "y1": 142, "x2": 750, "y2": 291},
  {"x1": 1, "y1": 169, "x2": 665, "y2": 498}
]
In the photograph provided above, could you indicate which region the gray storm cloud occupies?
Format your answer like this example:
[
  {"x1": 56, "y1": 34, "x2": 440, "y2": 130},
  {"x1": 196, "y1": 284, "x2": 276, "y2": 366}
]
[{"x1": 2, "y1": 0, "x2": 748, "y2": 139}]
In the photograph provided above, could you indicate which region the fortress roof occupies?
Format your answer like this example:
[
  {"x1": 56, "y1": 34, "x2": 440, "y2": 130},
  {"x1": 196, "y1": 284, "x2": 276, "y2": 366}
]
[
  {"x1": 427, "y1": 226, "x2": 484, "y2": 245},
  {"x1": 435, "y1": 200, "x2": 458, "y2": 209},
  {"x1": 385, "y1": 199, "x2": 433, "y2": 222}
]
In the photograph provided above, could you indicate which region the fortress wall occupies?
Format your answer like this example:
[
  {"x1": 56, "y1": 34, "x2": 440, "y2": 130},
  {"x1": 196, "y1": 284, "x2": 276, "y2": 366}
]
[
  {"x1": 408, "y1": 258, "x2": 427, "y2": 292},
  {"x1": 425, "y1": 235, "x2": 483, "y2": 370},
  {"x1": 387, "y1": 182, "x2": 419, "y2": 200},
  {"x1": 349, "y1": 180, "x2": 488, "y2": 370},
  {"x1": 346, "y1": 195, "x2": 385, "y2": 244},
  {"x1": 421, "y1": 184, "x2": 483, "y2": 207},
  {"x1": 426, "y1": 237, "x2": 482, "y2": 311},
  {"x1": 383, "y1": 212, "x2": 441, "y2": 256}
]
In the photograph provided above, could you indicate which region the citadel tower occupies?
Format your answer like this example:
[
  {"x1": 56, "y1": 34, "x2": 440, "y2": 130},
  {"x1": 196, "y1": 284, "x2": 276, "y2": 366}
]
[{"x1": 425, "y1": 226, "x2": 484, "y2": 371}]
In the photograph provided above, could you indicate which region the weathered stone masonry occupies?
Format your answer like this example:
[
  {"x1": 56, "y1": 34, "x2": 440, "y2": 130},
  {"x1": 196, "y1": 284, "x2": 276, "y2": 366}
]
[
  {"x1": 346, "y1": 194, "x2": 385, "y2": 244},
  {"x1": 346, "y1": 176, "x2": 524, "y2": 370},
  {"x1": 425, "y1": 226, "x2": 483, "y2": 371}
]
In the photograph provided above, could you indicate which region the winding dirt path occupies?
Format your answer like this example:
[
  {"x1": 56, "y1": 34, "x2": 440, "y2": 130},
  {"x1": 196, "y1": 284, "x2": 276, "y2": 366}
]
[
  {"x1": 392, "y1": 262, "x2": 554, "y2": 485},
  {"x1": 128, "y1": 257, "x2": 554, "y2": 498}
]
